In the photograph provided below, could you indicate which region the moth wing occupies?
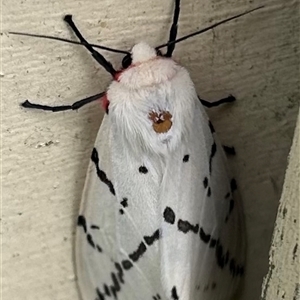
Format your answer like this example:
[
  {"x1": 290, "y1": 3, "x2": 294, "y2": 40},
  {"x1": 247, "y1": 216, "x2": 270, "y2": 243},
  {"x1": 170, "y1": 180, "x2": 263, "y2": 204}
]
[
  {"x1": 160, "y1": 100, "x2": 246, "y2": 300},
  {"x1": 76, "y1": 93, "x2": 245, "y2": 300},
  {"x1": 76, "y1": 116, "x2": 165, "y2": 300},
  {"x1": 76, "y1": 116, "x2": 119, "y2": 300}
]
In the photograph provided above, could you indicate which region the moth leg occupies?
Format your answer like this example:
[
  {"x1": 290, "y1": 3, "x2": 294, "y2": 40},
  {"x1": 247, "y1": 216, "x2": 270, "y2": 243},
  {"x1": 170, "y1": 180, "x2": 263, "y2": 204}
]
[
  {"x1": 165, "y1": 0, "x2": 181, "y2": 57},
  {"x1": 222, "y1": 145, "x2": 236, "y2": 156},
  {"x1": 199, "y1": 95, "x2": 236, "y2": 108},
  {"x1": 63, "y1": 15, "x2": 116, "y2": 76},
  {"x1": 21, "y1": 92, "x2": 104, "y2": 112}
]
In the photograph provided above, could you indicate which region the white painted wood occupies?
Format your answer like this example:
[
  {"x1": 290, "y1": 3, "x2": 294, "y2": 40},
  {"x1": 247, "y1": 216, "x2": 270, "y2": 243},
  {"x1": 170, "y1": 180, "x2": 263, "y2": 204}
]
[{"x1": 261, "y1": 110, "x2": 300, "y2": 300}]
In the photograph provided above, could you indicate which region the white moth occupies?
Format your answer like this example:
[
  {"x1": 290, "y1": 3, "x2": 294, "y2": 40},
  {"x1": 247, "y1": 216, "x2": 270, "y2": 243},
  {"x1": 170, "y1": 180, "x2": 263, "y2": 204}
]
[
  {"x1": 14, "y1": 1, "x2": 263, "y2": 299},
  {"x1": 76, "y1": 41, "x2": 246, "y2": 300}
]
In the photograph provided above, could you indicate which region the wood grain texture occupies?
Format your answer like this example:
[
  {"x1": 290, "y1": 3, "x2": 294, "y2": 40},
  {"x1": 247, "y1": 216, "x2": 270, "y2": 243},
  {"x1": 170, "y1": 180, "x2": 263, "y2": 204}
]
[
  {"x1": 2, "y1": 0, "x2": 299, "y2": 299},
  {"x1": 261, "y1": 110, "x2": 300, "y2": 300}
]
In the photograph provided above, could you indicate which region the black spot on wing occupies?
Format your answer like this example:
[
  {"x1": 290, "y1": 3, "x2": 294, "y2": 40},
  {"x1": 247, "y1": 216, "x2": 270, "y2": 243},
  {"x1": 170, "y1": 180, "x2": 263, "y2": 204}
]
[
  {"x1": 153, "y1": 294, "x2": 161, "y2": 300},
  {"x1": 96, "y1": 288, "x2": 105, "y2": 300},
  {"x1": 121, "y1": 198, "x2": 128, "y2": 207},
  {"x1": 207, "y1": 187, "x2": 211, "y2": 197},
  {"x1": 208, "y1": 120, "x2": 215, "y2": 133},
  {"x1": 91, "y1": 148, "x2": 115, "y2": 195},
  {"x1": 104, "y1": 284, "x2": 110, "y2": 296},
  {"x1": 121, "y1": 260, "x2": 133, "y2": 270},
  {"x1": 144, "y1": 229, "x2": 160, "y2": 245},
  {"x1": 115, "y1": 262, "x2": 124, "y2": 284},
  {"x1": 225, "y1": 199, "x2": 235, "y2": 221},
  {"x1": 209, "y1": 142, "x2": 217, "y2": 174},
  {"x1": 209, "y1": 238, "x2": 217, "y2": 248},
  {"x1": 216, "y1": 242, "x2": 227, "y2": 269},
  {"x1": 77, "y1": 215, "x2": 87, "y2": 233},
  {"x1": 87, "y1": 233, "x2": 95, "y2": 248},
  {"x1": 226, "y1": 182, "x2": 236, "y2": 222},
  {"x1": 171, "y1": 286, "x2": 179, "y2": 299},
  {"x1": 90, "y1": 224, "x2": 100, "y2": 230},
  {"x1": 199, "y1": 228, "x2": 211, "y2": 243},
  {"x1": 203, "y1": 177, "x2": 208, "y2": 188},
  {"x1": 129, "y1": 242, "x2": 147, "y2": 262},
  {"x1": 183, "y1": 154, "x2": 190, "y2": 162},
  {"x1": 164, "y1": 206, "x2": 176, "y2": 224},
  {"x1": 203, "y1": 177, "x2": 211, "y2": 197},
  {"x1": 178, "y1": 219, "x2": 199, "y2": 234},
  {"x1": 230, "y1": 178, "x2": 237, "y2": 192},
  {"x1": 223, "y1": 145, "x2": 236, "y2": 155},
  {"x1": 110, "y1": 272, "x2": 121, "y2": 297},
  {"x1": 139, "y1": 165, "x2": 148, "y2": 174},
  {"x1": 119, "y1": 198, "x2": 128, "y2": 215}
]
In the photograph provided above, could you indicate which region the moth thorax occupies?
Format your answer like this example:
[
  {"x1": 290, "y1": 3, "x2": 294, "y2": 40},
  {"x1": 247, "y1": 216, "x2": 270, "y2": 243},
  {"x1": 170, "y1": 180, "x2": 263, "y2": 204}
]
[{"x1": 131, "y1": 42, "x2": 157, "y2": 64}]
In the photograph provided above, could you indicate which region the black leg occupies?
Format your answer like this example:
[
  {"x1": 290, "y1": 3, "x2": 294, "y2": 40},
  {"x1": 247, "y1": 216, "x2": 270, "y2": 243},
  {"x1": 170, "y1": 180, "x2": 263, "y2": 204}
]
[
  {"x1": 223, "y1": 146, "x2": 236, "y2": 156},
  {"x1": 165, "y1": 0, "x2": 181, "y2": 57},
  {"x1": 64, "y1": 15, "x2": 116, "y2": 76},
  {"x1": 21, "y1": 92, "x2": 104, "y2": 112},
  {"x1": 199, "y1": 95, "x2": 236, "y2": 108}
]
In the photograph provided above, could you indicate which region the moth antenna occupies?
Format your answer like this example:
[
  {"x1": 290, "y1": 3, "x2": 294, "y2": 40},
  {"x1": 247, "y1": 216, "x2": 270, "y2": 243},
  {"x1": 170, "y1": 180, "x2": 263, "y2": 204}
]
[
  {"x1": 156, "y1": 6, "x2": 264, "y2": 50},
  {"x1": 21, "y1": 92, "x2": 105, "y2": 112},
  {"x1": 8, "y1": 31, "x2": 130, "y2": 55},
  {"x1": 64, "y1": 15, "x2": 117, "y2": 77},
  {"x1": 165, "y1": 0, "x2": 181, "y2": 57}
]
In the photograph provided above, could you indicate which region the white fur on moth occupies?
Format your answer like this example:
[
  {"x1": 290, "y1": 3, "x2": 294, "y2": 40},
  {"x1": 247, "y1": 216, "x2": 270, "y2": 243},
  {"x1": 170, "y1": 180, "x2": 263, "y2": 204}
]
[{"x1": 76, "y1": 42, "x2": 246, "y2": 300}]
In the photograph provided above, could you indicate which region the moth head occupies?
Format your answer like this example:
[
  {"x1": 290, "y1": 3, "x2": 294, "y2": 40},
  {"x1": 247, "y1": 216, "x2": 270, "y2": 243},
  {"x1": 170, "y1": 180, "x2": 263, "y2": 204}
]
[
  {"x1": 121, "y1": 42, "x2": 162, "y2": 69},
  {"x1": 116, "y1": 42, "x2": 177, "y2": 89}
]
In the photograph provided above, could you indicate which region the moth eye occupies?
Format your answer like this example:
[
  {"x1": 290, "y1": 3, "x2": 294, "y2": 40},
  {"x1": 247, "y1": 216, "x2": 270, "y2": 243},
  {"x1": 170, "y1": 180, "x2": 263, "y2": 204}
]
[{"x1": 122, "y1": 54, "x2": 132, "y2": 69}]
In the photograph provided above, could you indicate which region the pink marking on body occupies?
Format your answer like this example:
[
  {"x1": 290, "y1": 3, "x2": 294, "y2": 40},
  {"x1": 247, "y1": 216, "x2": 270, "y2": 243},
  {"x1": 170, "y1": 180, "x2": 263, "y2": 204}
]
[
  {"x1": 114, "y1": 64, "x2": 135, "y2": 82},
  {"x1": 114, "y1": 71, "x2": 123, "y2": 81},
  {"x1": 101, "y1": 94, "x2": 110, "y2": 113}
]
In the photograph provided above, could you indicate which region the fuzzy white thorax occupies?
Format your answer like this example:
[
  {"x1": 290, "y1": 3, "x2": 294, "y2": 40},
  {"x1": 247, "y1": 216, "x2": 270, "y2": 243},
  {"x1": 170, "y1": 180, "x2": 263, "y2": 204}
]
[{"x1": 107, "y1": 42, "x2": 197, "y2": 156}]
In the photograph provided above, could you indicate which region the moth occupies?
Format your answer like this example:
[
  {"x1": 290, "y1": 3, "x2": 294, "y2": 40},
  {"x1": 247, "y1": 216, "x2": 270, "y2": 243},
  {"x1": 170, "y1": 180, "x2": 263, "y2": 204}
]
[{"x1": 12, "y1": 1, "x2": 263, "y2": 299}]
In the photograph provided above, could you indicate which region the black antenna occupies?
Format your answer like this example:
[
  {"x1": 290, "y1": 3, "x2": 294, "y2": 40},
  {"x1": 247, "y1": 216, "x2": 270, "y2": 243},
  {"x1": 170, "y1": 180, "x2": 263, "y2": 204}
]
[
  {"x1": 156, "y1": 6, "x2": 264, "y2": 50},
  {"x1": 21, "y1": 92, "x2": 105, "y2": 112},
  {"x1": 165, "y1": 0, "x2": 181, "y2": 57},
  {"x1": 9, "y1": 31, "x2": 130, "y2": 55},
  {"x1": 64, "y1": 15, "x2": 117, "y2": 76}
]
